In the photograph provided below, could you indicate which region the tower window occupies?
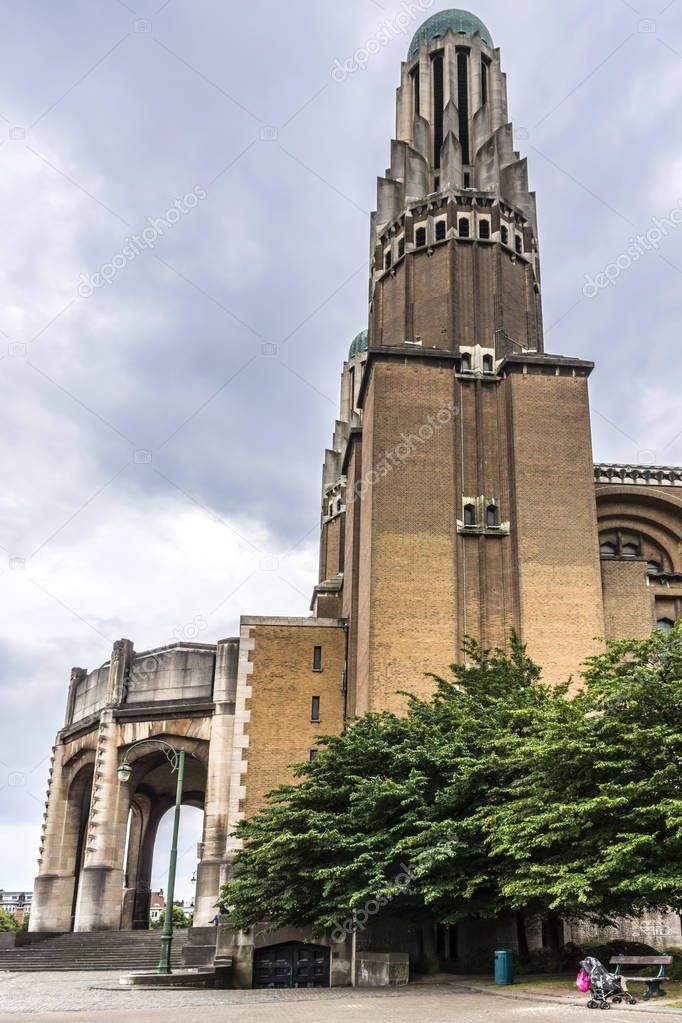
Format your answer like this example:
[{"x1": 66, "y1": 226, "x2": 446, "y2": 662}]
[
  {"x1": 385, "y1": 250, "x2": 392, "y2": 270},
  {"x1": 481, "y1": 57, "x2": 489, "y2": 106},
  {"x1": 398, "y1": 236, "x2": 405, "y2": 259},
  {"x1": 600, "y1": 541, "x2": 617, "y2": 556},
  {"x1": 463, "y1": 504, "x2": 476, "y2": 527},
  {"x1": 311, "y1": 696, "x2": 320, "y2": 722},
  {"x1": 515, "y1": 235, "x2": 523, "y2": 255},
  {"x1": 647, "y1": 560, "x2": 662, "y2": 575},
  {"x1": 328, "y1": 501, "x2": 334, "y2": 517},
  {"x1": 622, "y1": 543, "x2": 639, "y2": 558},
  {"x1": 457, "y1": 50, "x2": 470, "y2": 166},
  {"x1": 309, "y1": 749, "x2": 318, "y2": 761},
  {"x1": 313, "y1": 646, "x2": 322, "y2": 672},
  {"x1": 459, "y1": 218, "x2": 470, "y2": 238},
  {"x1": 479, "y1": 220, "x2": 491, "y2": 240},
  {"x1": 463, "y1": 171, "x2": 471, "y2": 189},
  {"x1": 432, "y1": 53, "x2": 444, "y2": 169},
  {"x1": 415, "y1": 226, "x2": 426, "y2": 247},
  {"x1": 435, "y1": 220, "x2": 446, "y2": 242},
  {"x1": 336, "y1": 499, "x2": 342, "y2": 514},
  {"x1": 410, "y1": 64, "x2": 420, "y2": 116},
  {"x1": 501, "y1": 225, "x2": 509, "y2": 245},
  {"x1": 460, "y1": 353, "x2": 471, "y2": 372},
  {"x1": 486, "y1": 505, "x2": 499, "y2": 528},
  {"x1": 482, "y1": 355, "x2": 494, "y2": 374}
]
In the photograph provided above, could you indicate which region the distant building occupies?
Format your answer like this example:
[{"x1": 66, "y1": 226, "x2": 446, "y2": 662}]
[
  {"x1": 0, "y1": 891, "x2": 32, "y2": 921},
  {"x1": 148, "y1": 890, "x2": 165, "y2": 925}
]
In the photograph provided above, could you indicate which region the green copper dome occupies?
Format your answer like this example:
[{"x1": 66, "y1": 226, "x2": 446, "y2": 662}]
[
  {"x1": 407, "y1": 10, "x2": 493, "y2": 59},
  {"x1": 348, "y1": 329, "x2": 368, "y2": 360}
]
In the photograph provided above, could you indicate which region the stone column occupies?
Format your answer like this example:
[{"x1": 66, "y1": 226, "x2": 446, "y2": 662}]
[
  {"x1": 29, "y1": 741, "x2": 74, "y2": 932},
  {"x1": 193, "y1": 638, "x2": 237, "y2": 923},
  {"x1": 73, "y1": 641, "x2": 133, "y2": 931}
]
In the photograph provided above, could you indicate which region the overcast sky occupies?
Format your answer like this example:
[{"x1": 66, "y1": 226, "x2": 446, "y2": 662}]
[{"x1": 1, "y1": 0, "x2": 681, "y2": 901}]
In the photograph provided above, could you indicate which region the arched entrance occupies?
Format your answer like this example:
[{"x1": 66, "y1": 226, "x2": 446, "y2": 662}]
[
  {"x1": 119, "y1": 747, "x2": 207, "y2": 930},
  {"x1": 253, "y1": 942, "x2": 331, "y2": 989}
]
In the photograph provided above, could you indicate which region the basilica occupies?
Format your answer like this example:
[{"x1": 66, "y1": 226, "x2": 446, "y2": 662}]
[{"x1": 28, "y1": 9, "x2": 681, "y2": 986}]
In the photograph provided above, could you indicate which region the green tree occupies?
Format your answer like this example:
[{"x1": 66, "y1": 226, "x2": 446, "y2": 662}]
[
  {"x1": 0, "y1": 909, "x2": 18, "y2": 932},
  {"x1": 486, "y1": 624, "x2": 682, "y2": 931},
  {"x1": 150, "y1": 904, "x2": 190, "y2": 930},
  {"x1": 220, "y1": 627, "x2": 682, "y2": 951}
]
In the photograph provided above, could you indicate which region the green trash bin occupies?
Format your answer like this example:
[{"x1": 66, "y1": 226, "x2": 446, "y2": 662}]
[{"x1": 494, "y1": 949, "x2": 514, "y2": 986}]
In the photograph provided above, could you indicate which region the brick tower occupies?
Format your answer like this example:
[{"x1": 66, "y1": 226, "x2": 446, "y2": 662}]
[{"x1": 315, "y1": 9, "x2": 606, "y2": 713}]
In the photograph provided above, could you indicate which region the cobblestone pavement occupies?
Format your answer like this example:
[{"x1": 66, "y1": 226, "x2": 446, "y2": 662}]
[{"x1": 1, "y1": 972, "x2": 681, "y2": 1023}]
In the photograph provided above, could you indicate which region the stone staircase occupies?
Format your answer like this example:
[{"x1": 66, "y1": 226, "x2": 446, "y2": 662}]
[{"x1": 0, "y1": 930, "x2": 190, "y2": 972}]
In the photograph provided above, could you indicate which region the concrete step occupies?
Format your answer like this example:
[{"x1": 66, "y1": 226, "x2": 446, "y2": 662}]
[{"x1": 0, "y1": 931, "x2": 189, "y2": 972}]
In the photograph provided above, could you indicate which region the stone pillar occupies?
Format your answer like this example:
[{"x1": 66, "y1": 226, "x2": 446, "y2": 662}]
[
  {"x1": 73, "y1": 640, "x2": 133, "y2": 931},
  {"x1": 30, "y1": 742, "x2": 74, "y2": 932},
  {"x1": 193, "y1": 638, "x2": 238, "y2": 923}
]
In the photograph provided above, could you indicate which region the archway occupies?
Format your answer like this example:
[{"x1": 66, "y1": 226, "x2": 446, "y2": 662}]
[
  {"x1": 66, "y1": 762, "x2": 95, "y2": 931},
  {"x1": 119, "y1": 746, "x2": 207, "y2": 930}
]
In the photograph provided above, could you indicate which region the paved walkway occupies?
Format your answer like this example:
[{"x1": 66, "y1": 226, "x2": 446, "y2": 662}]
[{"x1": 1, "y1": 972, "x2": 681, "y2": 1023}]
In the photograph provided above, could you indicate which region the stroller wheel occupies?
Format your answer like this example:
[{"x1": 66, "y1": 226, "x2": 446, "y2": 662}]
[
  {"x1": 587, "y1": 1000, "x2": 598, "y2": 1009},
  {"x1": 599, "y1": 1002, "x2": 611, "y2": 1010},
  {"x1": 612, "y1": 997, "x2": 622, "y2": 1004},
  {"x1": 627, "y1": 998, "x2": 637, "y2": 1006}
]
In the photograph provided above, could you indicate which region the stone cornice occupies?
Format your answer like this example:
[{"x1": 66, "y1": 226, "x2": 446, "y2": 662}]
[{"x1": 594, "y1": 464, "x2": 682, "y2": 487}]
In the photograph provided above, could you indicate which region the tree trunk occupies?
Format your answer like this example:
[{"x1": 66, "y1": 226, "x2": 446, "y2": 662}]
[
  {"x1": 419, "y1": 919, "x2": 440, "y2": 975},
  {"x1": 515, "y1": 910, "x2": 530, "y2": 964},
  {"x1": 545, "y1": 911, "x2": 564, "y2": 956}
]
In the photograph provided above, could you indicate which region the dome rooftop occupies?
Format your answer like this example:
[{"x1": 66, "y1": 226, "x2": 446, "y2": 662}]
[
  {"x1": 407, "y1": 9, "x2": 493, "y2": 60},
  {"x1": 348, "y1": 329, "x2": 368, "y2": 360}
]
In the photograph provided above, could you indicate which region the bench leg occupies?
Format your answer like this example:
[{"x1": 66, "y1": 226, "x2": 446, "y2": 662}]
[{"x1": 643, "y1": 982, "x2": 666, "y2": 1000}]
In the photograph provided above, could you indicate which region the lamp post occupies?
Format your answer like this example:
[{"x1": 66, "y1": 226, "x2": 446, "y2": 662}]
[{"x1": 117, "y1": 739, "x2": 185, "y2": 975}]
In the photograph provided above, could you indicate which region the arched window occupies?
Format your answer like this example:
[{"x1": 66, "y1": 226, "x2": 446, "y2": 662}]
[
  {"x1": 647, "y1": 560, "x2": 662, "y2": 575},
  {"x1": 482, "y1": 355, "x2": 494, "y2": 374},
  {"x1": 459, "y1": 218, "x2": 470, "y2": 238},
  {"x1": 435, "y1": 220, "x2": 446, "y2": 242},
  {"x1": 501, "y1": 225, "x2": 509, "y2": 246},
  {"x1": 622, "y1": 543, "x2": 639, "y2": 558},
  {"x1": 460, "y1": 353, "x2": 471, "y2": 373},
  {"x1": 328, "y1": 502, "x2": 334, "y2": 517},
  {"x1": 486, "y1": 505, "x2": 499, "y2": 528},
  {"x1": 600, "y1": 541, "x2": 617, "y2": 557},
  {"x1": 515, "y1": 235, "x2": 523, "y2": 255},
  {"x1": 657, "y1": 618, "x2": 675, "y2": 635},
  {"x1": 415, "y1": 226, "x2": 426, "y2": 248},
  {"x1": 479, "y1": 220, "x2": 491, "y2": 240},
  {"x1": 463, "y1": 504, "x2": 476, "y2": 527}
]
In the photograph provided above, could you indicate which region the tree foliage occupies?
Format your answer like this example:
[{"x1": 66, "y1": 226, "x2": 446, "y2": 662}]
[
  {"x1": 220, "y1": 627, "x2": 682, "y2": 936},
  {"x1": 150, "y1": 904, "x2": 190, "y2": 930},
  {"x1": 0, "y1": 909, "x2": 18, "y2": 932}
]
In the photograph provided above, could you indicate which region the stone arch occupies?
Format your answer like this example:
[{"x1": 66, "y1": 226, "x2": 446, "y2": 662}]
[{"x1": 116, "y1": 739, "x2": 208, "y2": 930}]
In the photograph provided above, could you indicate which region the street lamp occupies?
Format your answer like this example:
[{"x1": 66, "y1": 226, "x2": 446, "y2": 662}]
[{"x1": 117, "y1": 738, "x2": 186, "y2": 975}]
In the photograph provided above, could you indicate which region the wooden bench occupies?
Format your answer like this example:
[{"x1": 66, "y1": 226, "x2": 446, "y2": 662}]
[{"x1": 610, "y1": 956, "x2": 673, "y2": 1000}]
